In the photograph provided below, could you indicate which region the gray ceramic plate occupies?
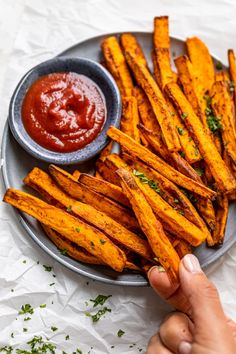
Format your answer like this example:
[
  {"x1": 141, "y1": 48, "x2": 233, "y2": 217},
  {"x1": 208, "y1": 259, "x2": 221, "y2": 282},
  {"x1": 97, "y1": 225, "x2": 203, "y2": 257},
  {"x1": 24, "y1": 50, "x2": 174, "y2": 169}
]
[{"x1": 2, "y1": 32, "x2": 236, "y2": 286}]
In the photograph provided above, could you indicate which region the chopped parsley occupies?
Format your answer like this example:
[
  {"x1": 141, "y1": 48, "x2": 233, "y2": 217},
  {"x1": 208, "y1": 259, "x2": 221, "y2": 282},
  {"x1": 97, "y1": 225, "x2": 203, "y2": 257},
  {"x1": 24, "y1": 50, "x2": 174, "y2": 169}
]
[
  {"x1": 174, "y1": 198, "x2": 179, "y2": 203},
  {"x1": 117, "y1": 329, "x2": 125, "y2": 337},
  {"x1": 49, "y1": 282, "x2": 55, "y2": 286},
  {"x1": 90, "y1": 294, "x2": 112, "y2": 307},
  {"x1": 157, "y1": 266, "x2": 166, "y2": 272},
  {"x1": 194, "y1": 145, "x2": 199, "y2": 157},
  {"x1": 19, "y1": 304, "x2": 34, "y2": 316},
  {"x1": 43, "y1": 265, "x2": 53, "y2": 272},
  {"x1": 24, "y1": 317, "x2": 31, "y2": 321},
  {"x1": 204, "y1": 95, "x2": 222, "y2": 133},
  {"x1": 23, "y1": 328, "x2": 28, "y2": 332},
  {"x1": 51, "y1": 326, "x2": 58, "y2": 332},
  {"x1": 153, "y1": 257, "x2": 159, "y2": 262},
  {"x1": 90, "y1": 241, "x2": 95, "y2": 249},
  {"x1": 133, "y1": 170, "x2": 162, "y2": 194},
  {"x1": 178, "y1": 210, "x2": 185, "y2": 215},
  {"x1": 75, "y1": 227, "x2": 80, "y2": 233},
  {"x1": 179, "y1": 151, "x2": 185, "y2": 158},
  {"x1": 181, "y1": 189, "x2": 198, "y2": 204},
  {"x1": 90, "y1": 307, "x2": 111, "y2": 323},
  {"x1": 207, "y1": 115, "x2": 222, "y2": 133},
  {"x1": 23, "y1": 260, "x2": 26, "y2": 264},
  {"x1": 100, "y1": 239, "x2": 106, "y2": 245},
  {"x1": 40, "y1": 304, "x2": 46, "y2": 308},
  {"x1": 65, "y1": 335, "x2": 70, "y2": 340},
  {"x1": 181, "y1": 112, "x2": 188, "y2": 120},
  {"x1": 25, "y1": 336, "x2": 56, "y2": 353},
  {"x1": 66, "y1": 205, "x2": 72, "y2": 212},
  {"x1": 0, "y1": 346, "x2": 13, "y2": 354},
  {"x1": 60, "y1": 249, "x2": 68, "y2": 256},
  {"x1": 11, "y1": 333, "x2": 14, "y2": 338},
  {"x1": 177, "y1": 127, "x2": 185, "y2": 135},
  {"x1": 216, "y1": 61, "x2": 223, "y2": 70},
  {"x1": 227, "y1": 80, "x2": 235, "y2": 93},
  {"x1": 77, "y1": 350, "x2": 82, "y2": 354},
  {"x1": 194, "y1": 166, "x2": 204, "y2": 177}
]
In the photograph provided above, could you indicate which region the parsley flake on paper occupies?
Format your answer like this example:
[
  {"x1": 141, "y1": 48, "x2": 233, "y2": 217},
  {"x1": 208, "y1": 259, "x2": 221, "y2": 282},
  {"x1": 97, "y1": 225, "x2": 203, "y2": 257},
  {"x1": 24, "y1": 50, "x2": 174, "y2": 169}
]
[
  {"x1": 51, "y1": 326, "x2": 58, "y2": 332},
  {"x1": 117, "y1": 329, "x2": 125, "y2": 337},
  {"x1": 90, "y1": 294, "x2": 112, "y2": 307},
  {"x1": 43, "y1": 265, "x2": 53, "y2": 272},
  {"x1": 86, "y1": 307, "x2": 111, "y2": 323},
  {"x1": 19, "y1": 304, "x2": 34, "y2": 316}
]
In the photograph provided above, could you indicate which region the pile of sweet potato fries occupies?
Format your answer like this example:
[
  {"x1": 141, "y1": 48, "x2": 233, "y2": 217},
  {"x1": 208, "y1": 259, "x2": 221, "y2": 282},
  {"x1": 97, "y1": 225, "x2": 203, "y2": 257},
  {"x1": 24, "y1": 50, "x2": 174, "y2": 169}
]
[{"x1": 4, "y1": 16, "x2": 236, "y2": 284}]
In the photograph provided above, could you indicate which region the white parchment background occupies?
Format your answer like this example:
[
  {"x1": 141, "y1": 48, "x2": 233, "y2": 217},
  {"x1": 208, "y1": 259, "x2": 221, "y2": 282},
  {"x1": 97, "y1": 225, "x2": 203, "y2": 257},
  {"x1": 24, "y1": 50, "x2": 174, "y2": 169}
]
[{"x1": 1, "y1": 0, "x2": 236, "y2": 352}]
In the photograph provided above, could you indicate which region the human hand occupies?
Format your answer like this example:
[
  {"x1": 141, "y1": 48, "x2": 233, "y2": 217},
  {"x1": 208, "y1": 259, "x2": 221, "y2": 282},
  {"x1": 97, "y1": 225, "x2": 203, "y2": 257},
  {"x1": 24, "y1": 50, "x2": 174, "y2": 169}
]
[{"x1": 146, "y1": 254, "x2": 236, "y2": 354}]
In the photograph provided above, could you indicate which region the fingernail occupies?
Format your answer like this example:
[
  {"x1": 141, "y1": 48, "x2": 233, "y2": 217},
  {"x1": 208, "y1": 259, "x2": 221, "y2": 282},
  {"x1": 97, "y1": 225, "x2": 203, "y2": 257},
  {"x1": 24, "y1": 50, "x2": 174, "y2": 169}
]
[
  {"x1": 179, "y1": 341, "x2": 192, "y2": 354},
  {"x1": 182, "y1": 254, "x2": 202, "y2": 274},
  {"x1": 147, "y1": 265, "x2": 160, "y2": 279}
]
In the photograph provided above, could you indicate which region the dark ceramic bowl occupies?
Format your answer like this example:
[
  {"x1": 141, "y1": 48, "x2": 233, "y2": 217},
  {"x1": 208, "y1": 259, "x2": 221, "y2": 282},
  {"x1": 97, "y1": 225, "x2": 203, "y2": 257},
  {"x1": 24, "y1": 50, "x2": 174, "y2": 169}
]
[{"x1": 8, "y1": 57, "x2": 121, "y2": 164}]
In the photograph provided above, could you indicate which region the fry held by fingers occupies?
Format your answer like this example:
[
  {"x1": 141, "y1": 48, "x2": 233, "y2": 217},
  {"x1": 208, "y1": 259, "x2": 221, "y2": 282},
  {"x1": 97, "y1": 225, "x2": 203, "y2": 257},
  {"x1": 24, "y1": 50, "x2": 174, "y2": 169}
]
[{"x1": 117, "y1": 168, "x2": 180, "y2": 284}]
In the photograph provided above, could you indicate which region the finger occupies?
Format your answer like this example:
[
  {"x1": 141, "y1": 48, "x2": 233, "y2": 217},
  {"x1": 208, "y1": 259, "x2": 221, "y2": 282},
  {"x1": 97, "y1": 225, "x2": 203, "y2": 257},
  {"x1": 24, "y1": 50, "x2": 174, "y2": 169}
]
[
  {"x1": 160, "y1": 312, "x2": 193, "y2": 353},
  {"x1": 148, "y1": 266, "x2": 191, "y2": 314},
  {"x1": 180, "y1": 254, "x2": 236, "y2": 351},
  {"x1": 226, "y1": 317, "x2": 236, "y2": 339},
  {"x1": 146, "y1": 333, "x2": 174, "y2": 354},
  {"x1": 180, "y1": 254, "x2": 226, "y2": 326}
]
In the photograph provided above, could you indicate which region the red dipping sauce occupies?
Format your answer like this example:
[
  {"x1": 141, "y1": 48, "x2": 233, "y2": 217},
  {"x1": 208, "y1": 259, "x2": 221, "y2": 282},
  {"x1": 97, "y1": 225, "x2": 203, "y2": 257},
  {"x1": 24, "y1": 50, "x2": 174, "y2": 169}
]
[{"x1": 22, "y1": 72, "x2": 106, "y2": 152}]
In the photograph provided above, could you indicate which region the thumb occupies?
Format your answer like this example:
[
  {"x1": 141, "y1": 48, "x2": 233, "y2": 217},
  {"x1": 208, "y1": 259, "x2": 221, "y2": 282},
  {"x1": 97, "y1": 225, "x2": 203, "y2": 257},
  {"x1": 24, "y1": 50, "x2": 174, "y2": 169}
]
[{"x1": 179, "y1": 254, "x2": 225, "y2": 329}]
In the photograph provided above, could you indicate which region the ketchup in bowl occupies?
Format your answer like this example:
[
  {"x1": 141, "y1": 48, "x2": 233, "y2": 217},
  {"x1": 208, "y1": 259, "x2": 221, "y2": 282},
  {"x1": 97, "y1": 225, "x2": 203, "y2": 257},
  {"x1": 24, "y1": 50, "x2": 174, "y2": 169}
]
[{"x1": 22, "y1": 72, "x2": 106, "y2": 153}]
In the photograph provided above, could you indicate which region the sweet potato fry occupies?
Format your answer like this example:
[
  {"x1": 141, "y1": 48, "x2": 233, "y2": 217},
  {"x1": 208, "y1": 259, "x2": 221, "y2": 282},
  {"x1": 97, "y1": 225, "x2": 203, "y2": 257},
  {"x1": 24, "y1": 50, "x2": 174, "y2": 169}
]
[
  {"x1": 165, "y1": 82, "x2": 236, "y2": 193},
  {"x1": 153, "y1": 16, "x2": 170, "y2": 49},
  {"x1": 72, "y1": 170, "x2": 81, "y2": 180},
  {"x1": 107, "y1": 126, "x2": 216, "y2": 199},
  {"x1": 98, "y1": 141, "x2": 113, "y2": 162},
  {"x1": 152, "y1": 48, "x2": 176, "y2": 89},
  {"x1": 120, "y1": 33, "x2": 147, "y2": 67},
  {"x1": 96, "y1": 158, "x2": 121, "y2": 186},
  {"x1": 24, "y1": 168, "x2": 152, "y2": 260},
  {"x1": 186, "y1": 37, "x2": 215, "y2": 95},
  {"x1": 131, "y1": 130, "x2": 216, "y2": 231},
  {"x1": 48, "y1": 165, "x2": 139, "y2": 232},
  {"x1": 120, "y1": 96, "x2": 140, "y2": 142},
  {"x1": 228, "y1": 49, "x2": 236, "y2": 107},
  {"x1": 175, "y1": 240, "x2": 192, "y2": 259},
  {"x1": 42, "y1": 224, "x2": 104, "y2": 265},
  {"x1": 133, "y1": 86, "x2": 161, "y2": 132},
  {"x1": 212, "y1": 195, "x2": 229, "y2": 245},
  {"x1": 78, "y1": 173, "x2": 130, "y2": 208},
  {"x1": 165, "y1": 94, "x2": 202, "y2": 163},
  {"x1": 175, "y1": 55, "x2": 204, "y2": 121},
  {"x1": 101, "y1": 36, "x2": 133, "y2": 97},
  {"x1": 131, "y1": 170, "x2": 208, "y2": 246},
  {"x1": 124, "y1": 51, "x2": 180, "y2": 152},
  {"x1": 215, "y1": 71, "x2": 229, "y2": 81},
  {"x1": 210, "y1": 81, "x2": 236, "y2": 165},
  {"x1": 117, "y1": 168, "x2": 180, "y2": 284},
  {"x1": 43, "y1": 225, "x2": 141, "y2": 271},
  {"x1": 128, "y1": 159, "x2": 211, "y2": 234},
  {"x1": 138, "y1": 124, "x2": 201, "y2": 173},
  {"x1": 3, "y1": 189, "x2": 126, "y2": 272},
  {"x1": 94, "y1": 171, "x2": 103, "y2": 180}
]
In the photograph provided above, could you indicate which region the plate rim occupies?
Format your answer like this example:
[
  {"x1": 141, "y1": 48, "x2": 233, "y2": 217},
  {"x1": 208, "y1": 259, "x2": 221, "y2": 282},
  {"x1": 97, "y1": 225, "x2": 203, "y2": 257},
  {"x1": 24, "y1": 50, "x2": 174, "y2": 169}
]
[{"x1": 1, "y1": 32, "x2": 232, "y2": 286}]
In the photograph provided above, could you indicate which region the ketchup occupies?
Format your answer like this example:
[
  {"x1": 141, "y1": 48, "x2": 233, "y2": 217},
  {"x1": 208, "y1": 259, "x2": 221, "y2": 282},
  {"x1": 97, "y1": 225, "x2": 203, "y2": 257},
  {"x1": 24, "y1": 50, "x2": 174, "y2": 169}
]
[{"x1": 22, "y1": 72, "x2": 106, "y2": 152}]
